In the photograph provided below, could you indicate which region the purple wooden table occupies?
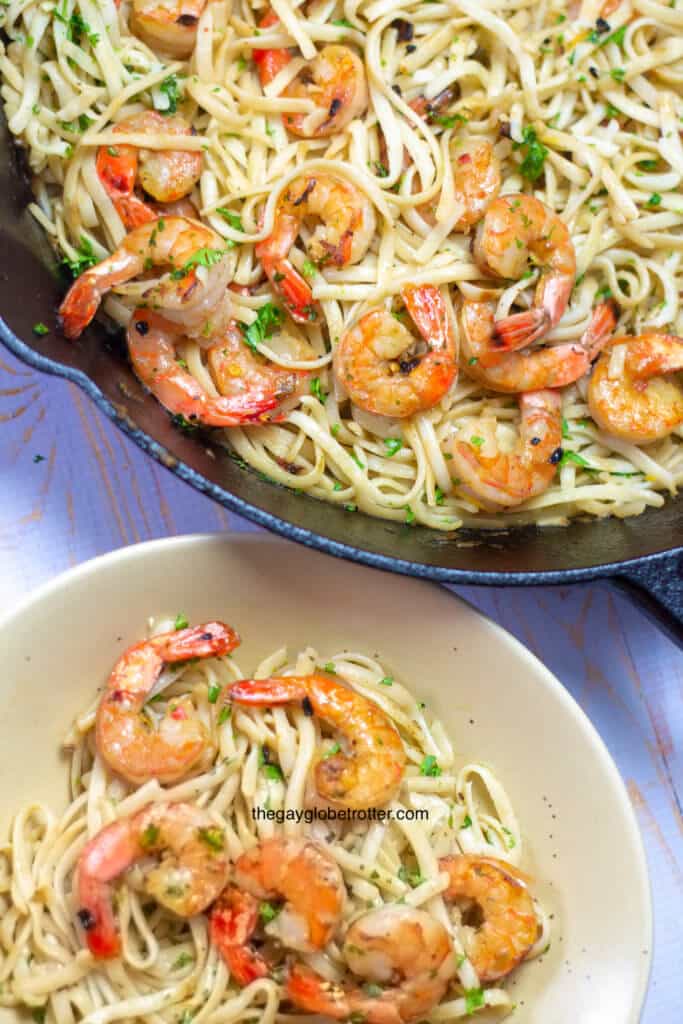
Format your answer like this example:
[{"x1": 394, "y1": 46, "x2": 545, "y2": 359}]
[{"x1": 1, "y1": 344, "x2": 681, "y2": 1020}]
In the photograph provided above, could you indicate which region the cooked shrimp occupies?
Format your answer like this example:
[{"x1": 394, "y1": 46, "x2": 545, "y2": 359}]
[
  {"x1": 96, "y1": 111, "x2": 201, "y2": 230},
  {"x1": 227, "y1": 673, "x2": 406, "y2": 809},
  {"x1": 286, "y1": 906, "x2": 455, "y2": 1024},
  {"x1": 130, "y1": 0, "x2": 208, "y2": 57},
  {"x1": 254, "y1": 12, "x2": 367, "y2": 138},
  {"x1": 58, "y1": 217, "x2": 231, "y2": 340},
  {"x1": 450, "y1": 140, "x2": 501, "y2": 231},
  {"x1": 440, "y1": 855, "x2": 538, "y2": 982},
  {"x1": 128, "y1": 309, "x2": 298, "y2": 426},
  {"x1": 473, "y1": 194, "x2": 577, "y2": 348},
  {"x1": 461, "y1": 299, "x2": 617, "y2": 393},
  {"x1": 256, "y1": 173, "x2": 375, "y2": 323},
  {"x1": 334, "y1": 285, "x2": 457, "y2": 418},
  {"x1": 449, "y1": 389, "x2": 564, "y2": 508},
  {"x1": 77, "y1": 802, "x2": 230, "y2": 959},
  {"x1": 588, "y1": 334, "x2": 683, "y2": 443},
  {"x1": 96, "y1": 620, "x2": 239, "y2": 785},
  {"x1": 211, "y1": 837, "x2": 345, "y2": 981}
]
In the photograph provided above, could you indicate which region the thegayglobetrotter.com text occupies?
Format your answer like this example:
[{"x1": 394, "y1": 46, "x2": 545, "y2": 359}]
[{"x1": 252, "y1": 806, "x2": 428, "y2": 825}]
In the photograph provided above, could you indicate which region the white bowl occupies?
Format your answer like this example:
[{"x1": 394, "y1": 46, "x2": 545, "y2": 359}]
[{"x1": 0, "y1": 534, "x2": 652, "y2": 1023}]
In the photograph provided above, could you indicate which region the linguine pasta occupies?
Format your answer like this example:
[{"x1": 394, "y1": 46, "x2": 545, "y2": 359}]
[
  {"x1": 1, "y1": 0, "x2": 682, "y2": 529},
  {"x1": 0, "y1": 624, "x2": 550, "y2": 1022}
]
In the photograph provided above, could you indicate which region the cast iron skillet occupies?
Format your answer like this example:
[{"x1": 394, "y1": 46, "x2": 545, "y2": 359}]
[{"x1": 1, "y1": 114, "x2": 681, "y2": 646}]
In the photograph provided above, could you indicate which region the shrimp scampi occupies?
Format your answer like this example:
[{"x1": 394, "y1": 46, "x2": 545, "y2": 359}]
[
  {"x1": 334, "y1": 285, "x2": 457, "y2": 418},
  {"x1": 58, "y1": 217, "x2": 232, "y2": 340},
  {"x1": 256, "y1": 173, "x2": 376, "y2": 323},
  {"x1": 227, "y1": 672, "x2": 407, "y2": 809},
  {"x1": 254, "y1": 12, "x2": 368, "y2": 138},
  {"x1": 129, "y1": 0, "x2": 209, "y2": 57},
  {"x1": 210, "y1": 837, "x2": 345, "y2": 981},
  {"x1": 449, "y1": 389, "x2": 564, "y2": 508},
  {"x1": 588, "y1": 334, "x2": 683, "y2": 444},
  {"x1": 96, "y1": 620, "x2": 239, "y2": 785},
  {"x1": 96, "y1": 112, "x2": 201, "y2": 230},
  {"x1": 77, "y1": 802, "x2": 230, "y2": 958},
  {"x1": 440, "y1": 855, "x2": 539, "y2": 982},
  {"x1": 286, "y1": 906, "x2": 456, "y2": 1024},
  {"x1": 474, "y1": 194, "x2": 577, "y2": 349},
  {"x1": 128, "y1": 310, "x2": 301, "y2": 426}
]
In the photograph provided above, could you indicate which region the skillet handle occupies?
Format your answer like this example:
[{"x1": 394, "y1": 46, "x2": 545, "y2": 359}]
[{"x1": 611, "y1": 554, "x2": 683, "y2": 649}]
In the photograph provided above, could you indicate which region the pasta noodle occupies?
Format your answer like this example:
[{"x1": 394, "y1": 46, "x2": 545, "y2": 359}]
[
  {"x1": 0, "y1": 623, "x2": 548, "y2": 1022},
  {"x1": 1, "y1": 0, "x2": 681, "y2": 530}
]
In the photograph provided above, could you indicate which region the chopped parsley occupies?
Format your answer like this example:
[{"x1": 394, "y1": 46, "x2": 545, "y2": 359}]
[
  {"x1": 398, "y1": 865, "x2": 424, "y2": 888},
  {"x1": 323, "y1": 661, "x2": 336, "y2": 673},
  {"x1": 302, "y1": 259, "x2": 318, "y2": 279},
  {"x1": 434, "y1": 486, "x2": 445, "y2": 505},
  {"x1": 419, "y1": 755, "x2": 442, "y2": 777},
  {"x1": 216, "y1": 208, "x2": 244, "y2": 232},
  {"x1": 465, "y1": 988, "x2": 485, "y2": 1014},
  {"x1": 404, "y1": 506, "x2": 416, "y2": 525},
  {"x1": 310, "y1": 376, "x2": 327, "y2": 403},
  {"x1": 609, "y1": 67, "x2": 626, "y2": 83},
  {"x1": 513, "y1": 125, "x2": 548, "y2": 182},
  {"x1": 432, "y1": 112, "x2": 467, "y2": 129},
  {"x1": 140, "y1": 824, "x2": 160, "y2": 848},
  {"x1": 379, "y1": 676, "x2": 393, "y2": 686},
  {"x1": 54, "y1": 4, "x2": 99, "y2": 46},
  {"x1": 332, "y1": 17, "x2": 353, "y2": 26},
  {"x1": 323, "y1": 742, "x2": 341, "y2": 758},
  {"x1": 502, "y1": 826, "x2": 517, "y2": 849},
  {"x1": 646, "y1": 193, "x2": 662, "y2": 207},
  {"x1": 171, "y1": 413, "x2": 200, "y2": 435},
  {"x1": 33, "y1": 453, "x2": 46, "y2": 463},
  {"x1": 470, "y1": 435, "x2": 485, "y2": 448},
  {"x1": 172, "y1": 952, "x2": 193, "y2": 970},
  {"x1": 560, "y1": 450, "x2": 595, "y2": 470},
  {"x1": 597, "y1": 24, "x2": 626, "y2": 47},
  {"x1": 461, "y1": 814, "x2": 473, "y2": 829},
  {"x1": 174, "y1": 614, "x2": 189, "y2": 630},
  {"x1": 239, "y1": 302, "x2": 283, "y2": 353},
  {"x1": 217, "y1": 705, "x2": 231, "y2": 726},
  {"x1": 61, "y1": 236, "x2": 98, "y2": 277},
  {"x1": 31, "y1": 1011, "x2": 46, "y2": 1024},
  {"x1": 259, "y1": 901, "x2": 281, "y2": 924},
  {"x1": 384, "y1": 437, "x2": 403, "y2": 456},
  {"x1": 170, "y1": 247, "x2": 228, "y2": 280},
  {"x1": 207, "y1": 683, "x2": 221, "y2": 704},
  {"x1": 637, "y1": 159, "x2": 658, "y2": 172},
  {"x1": 197, "y1": 826, "x2": 225, "y2": 852},
  {"x1": 157, "y1": 74, "x2": 181, "y2": 114},
  {"x1": 33, "y1": 322, "x2": 49, "y2": 336}
]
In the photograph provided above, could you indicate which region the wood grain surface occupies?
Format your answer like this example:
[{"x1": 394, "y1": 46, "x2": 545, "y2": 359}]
[{"x1": 1, "y1": 345, "x2": 681, "y2": 1020}]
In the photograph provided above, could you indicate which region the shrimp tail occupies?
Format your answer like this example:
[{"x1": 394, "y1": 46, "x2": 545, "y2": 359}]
[
  {"x1": 114, "y1": 195, "x2": 159, "y2": 229},
  {"x1": 58, "y1": 279, "x2": 101, "y2": 340},
  {"x1": 227, "y1": 677, "x2": 306, "y2": 704},
  {"x1": 493, "y1": 308, "x2": 549, "y2": 349},
  {"x1": 263, "y1": 256, "x2": 316, "y2": 323},
  {"x1": 209, "y1": 889, "x2": 270, "y2": 985},
  {"x1": 163, "y1": 622, "x2": 241, "y2": 659},
  {"x1": 286, "y1": 963, "x2": 350, "y2": 1019},
  {"x1": 581, "y1": 299, "x2": 618, "y2": 359}
]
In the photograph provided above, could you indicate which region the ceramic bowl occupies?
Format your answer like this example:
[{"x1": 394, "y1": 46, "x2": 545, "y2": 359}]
[{"x1": 0, "y1": 534, "x2": 652, "y2": 1023}]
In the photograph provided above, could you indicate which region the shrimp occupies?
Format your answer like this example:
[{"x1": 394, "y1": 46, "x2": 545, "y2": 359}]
[
  {"x1": 96, "y1": 112, "x2": 202, "y2": 230},
  {"x1": 450, "y1": 140, "x2": 501, "y2": 232},
  {"x1": 254, "y1": 12, "x2": 367, "y2": 138},
  {"x1": 473, "y1": 194, "x2": 577, "y2": 349},
  {"x1": 588, "y1": 333, "x2": 683, "y2": 443},
  {"x1": 286, "y1": 906, "x2": 455, "y2": 1024},
  {"x1": 130, "y1": 0, "x2": 208, "y2": 57},
  {"x1": 449, "y1": 389, "x2": 564, "y2": 508},
  {"x1": 460, "y1": 299, "x2": 617, "y2": 393},
  {"x1": 96, "y1": 621, "x2": 240, "y2": 785},
  {"x1": 440, "y1": 855, "x2": 538, "y2": 982},
  {"x1": 58, "y1": 217, "x2": 231, "y2": 340},
  {"x1": 333, "y1": 285, "x2": 457, "y2": 418},
  {"x1": 128, "y1": 309, "x2": 299, "y2": 426},
  {"x1": 77, "y1": 802, "x2": 230, "y2": 958},
  {"x1": 210, "y1": 837, "x2": 345, "y2": 982},
  {"x1": 256, "y1": 173, "x2": 375, "y2": 323},
  {"x1": 226, "y1": 673, "x2": 406, "y2": 809}
]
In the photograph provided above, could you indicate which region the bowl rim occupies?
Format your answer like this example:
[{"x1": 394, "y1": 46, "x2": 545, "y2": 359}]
[
  {"x1": 2, "y1": 322, "x2": 680, "y2": 588},
  {"x1": 0, "y1": 530, "x2": 654, "y2": 1022}
]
